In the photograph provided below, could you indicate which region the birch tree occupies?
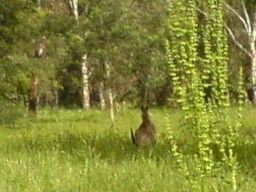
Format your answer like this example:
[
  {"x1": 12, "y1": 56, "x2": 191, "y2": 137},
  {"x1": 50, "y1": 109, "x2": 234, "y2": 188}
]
[
  {"x1": 69, "y1": 0, "x2": 90, "y2": 109},
  {"x1": 105, "y1": 61, "x2": 114, "y2": 121},
  {"x1": 224, "y1": 0, "x2": 256, "y2": 103},
  {"x1": 37, "y1": 0, "x2": 41, "y2": 8},
  {"x1": 99, "y1": 82, "x2": 105, "y2": 109}
]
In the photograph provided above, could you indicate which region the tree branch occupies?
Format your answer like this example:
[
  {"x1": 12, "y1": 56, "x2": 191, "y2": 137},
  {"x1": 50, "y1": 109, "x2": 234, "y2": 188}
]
[
  {"x1": 224, "y1": 2, "x2": 250, "y2": 34},
  {"x1": 197, "y1": 8, "x2": 251, "y2": 57},
  {"x1": 242, "y1": 0, "x2": 252, "y2": 34},
  {"x1": 225, "y1": 26, "x2": 251, "y2": 57}
]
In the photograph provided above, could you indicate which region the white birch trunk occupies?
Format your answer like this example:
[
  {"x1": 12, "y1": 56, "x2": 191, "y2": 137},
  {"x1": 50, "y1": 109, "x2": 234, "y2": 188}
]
[
  {"x1": 81, "y1": 54, "x2": 90, "y2": 109},
  {"x1": 105, "y1": 61, "x2": 114, "y2": 121},
  {"x1": 69, "y1": 0, "x2": 78, "y2": 20},
  {"x1": 99, "y1": 82, "x2": 106, "y2": 109},
  {"x1": 69, "y1": 0, "x2": 90, "y2": 109},
  {"x1": 37, "y1": 0, "x2": 41, "y2": 9},
  {"x1": 108, "y1": 89, "x2": 114, "y2": 121},
  {"x1": 250, "y1": 53, "x2": 256, "y2": 103},
  {"x1": 224, "y1": 2, "x2": 256, "y2": 104},
  {"x1": 250, "y1": 13, "x2": 256, "y2": 103}
]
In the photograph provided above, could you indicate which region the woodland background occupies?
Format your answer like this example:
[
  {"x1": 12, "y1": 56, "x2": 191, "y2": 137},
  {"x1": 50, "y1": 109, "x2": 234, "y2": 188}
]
[
  {"x1": 1, "y1": 0, "x2": 255, "y2": 118},
  {"x1": 2, "y1": 1, "x2": 256, "y2": 191}
]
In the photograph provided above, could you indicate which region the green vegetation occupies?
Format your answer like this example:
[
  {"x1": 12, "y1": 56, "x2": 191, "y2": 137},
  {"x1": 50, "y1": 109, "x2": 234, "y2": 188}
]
[
  {"x1": 1, "y1": 1, "x2": 256, "y2": 191},
  {"x1": 0, "y1": 108, "x2": 256, "y2": 192}
]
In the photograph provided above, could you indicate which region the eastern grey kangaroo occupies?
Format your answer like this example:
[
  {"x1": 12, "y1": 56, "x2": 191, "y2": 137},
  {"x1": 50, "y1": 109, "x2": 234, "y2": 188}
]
[{"x1": 131, "y1": 106, "x2": 156, "y2": 147}]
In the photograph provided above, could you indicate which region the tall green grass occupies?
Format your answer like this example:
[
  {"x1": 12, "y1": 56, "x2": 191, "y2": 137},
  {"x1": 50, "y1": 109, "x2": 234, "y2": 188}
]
[{"x1": 0, "y1": 107, "x2": 256, "y2": 191}]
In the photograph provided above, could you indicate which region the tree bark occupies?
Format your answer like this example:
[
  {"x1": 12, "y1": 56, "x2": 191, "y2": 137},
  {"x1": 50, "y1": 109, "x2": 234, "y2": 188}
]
[
  {"x1": 28, "y1": 0, "x2": 42, "y2": 114},
  {"x1": 250, "y1": 39, "x2": 256, "y2": 103},
  {"x1": 69, "y1": 0, "x2": 90, "y2": 109},
  {"x1": 54, "y1": 89, "x2": 58, "y2": 107},
  {"x1": 99, "y1": 82, "x2": 106, "y2": 109},
  {"x1": 28, "y1": 73, "x2": 39, "y2": 114},
  {"x1": 249, "y1": 12, "x2": 256, "y2": 104},
  {"x1": 105, "y1": 61, "x2": 114, "y2": 121},
  {"x1": 81, "y1": 54, "x2": 90, "y2": 109},
  {"x1": 69, "y1": 0, "x2": 78, "y2": 20},
  {"x1": 108, "y1": 88, "x2": 114, "y2": 121},
  {"x1": 37, "y1": 0, "x2": 41, "y2": 9},
  {"x1": 223, "y1": 2, "x2": 256, "y2": 104}
]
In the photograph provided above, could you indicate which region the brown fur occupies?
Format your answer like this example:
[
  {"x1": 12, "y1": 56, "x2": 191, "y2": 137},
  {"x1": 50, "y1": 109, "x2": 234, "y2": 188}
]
[{"x1": 131, "y1": 106, "x2": 156, "y2": 147}]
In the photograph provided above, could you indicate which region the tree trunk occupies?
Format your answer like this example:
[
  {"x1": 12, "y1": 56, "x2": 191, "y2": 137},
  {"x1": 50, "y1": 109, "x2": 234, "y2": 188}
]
[
  {"x1": 51, "y1": 79, "x2": 58, "y2": 108},
  {"x1": 54, "y1": 89, "x2": 59, "y2": 107},
  {"x1": 69, "y1": 0, "x2": 78, "y2": 20},
  {"x1": 250, "y1": 46, "x2": 256, "y2": 103},
  {"x1": 108, "y1": 88, "x2": 114, "y2": 121},
  {"x1": 81, "y1": 54, "x2": 90, "y2": 109},
  {"x1": 37, "y1": 0, "x2": 41, "y2": 9},
  {"x1": 28, "y1": 73, "x2": 39, "y2": 114},
  {"x1": 250, "y1": 13, "x2": 256, "y2": 104},
  {"x1": 105, "y1": 61, "x2": 114, "y2": 121},
  {"x1": 99, "y1": 82, "x2": 105, "y2": 109},
  {"x1": 69, "y1": 0, "x2": 90, "y2": 109},
  {"x1": 28, "y1": 1, "x2": 42, "y2": 114}
]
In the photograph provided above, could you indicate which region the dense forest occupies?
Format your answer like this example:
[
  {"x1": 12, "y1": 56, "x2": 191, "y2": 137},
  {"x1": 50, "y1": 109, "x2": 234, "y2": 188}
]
[{"x1": 1, "y1": 0, "x2": 256, "y2": 191}]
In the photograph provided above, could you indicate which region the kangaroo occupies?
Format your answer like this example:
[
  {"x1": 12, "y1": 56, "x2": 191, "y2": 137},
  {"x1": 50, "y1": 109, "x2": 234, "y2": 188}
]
[{"x1": 131, "y1": 106, "x2": 156, "y2": 147}]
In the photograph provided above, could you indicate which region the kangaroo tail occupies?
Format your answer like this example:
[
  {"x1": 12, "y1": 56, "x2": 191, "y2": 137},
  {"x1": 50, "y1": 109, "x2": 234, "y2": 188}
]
[{"x1": 130, "y1": 129, "x2": 136, "y2": 145}]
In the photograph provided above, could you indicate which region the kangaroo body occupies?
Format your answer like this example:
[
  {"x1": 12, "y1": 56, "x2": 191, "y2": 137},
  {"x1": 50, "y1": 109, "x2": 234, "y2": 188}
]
[{"x1": 131, "y1": 107, "x2": 156, "y2": 147}]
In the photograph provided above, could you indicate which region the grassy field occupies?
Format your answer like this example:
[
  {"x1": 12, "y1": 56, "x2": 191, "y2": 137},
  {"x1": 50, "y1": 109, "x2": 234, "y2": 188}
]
[{"x1": 0, "y1": 107, "x2": 256, "y2": 191}]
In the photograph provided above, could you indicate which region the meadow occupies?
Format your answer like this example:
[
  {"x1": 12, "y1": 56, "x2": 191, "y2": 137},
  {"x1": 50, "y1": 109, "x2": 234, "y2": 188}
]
[{"x1": 0, "y1": 107, "x2": 256, "y2": 192}]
